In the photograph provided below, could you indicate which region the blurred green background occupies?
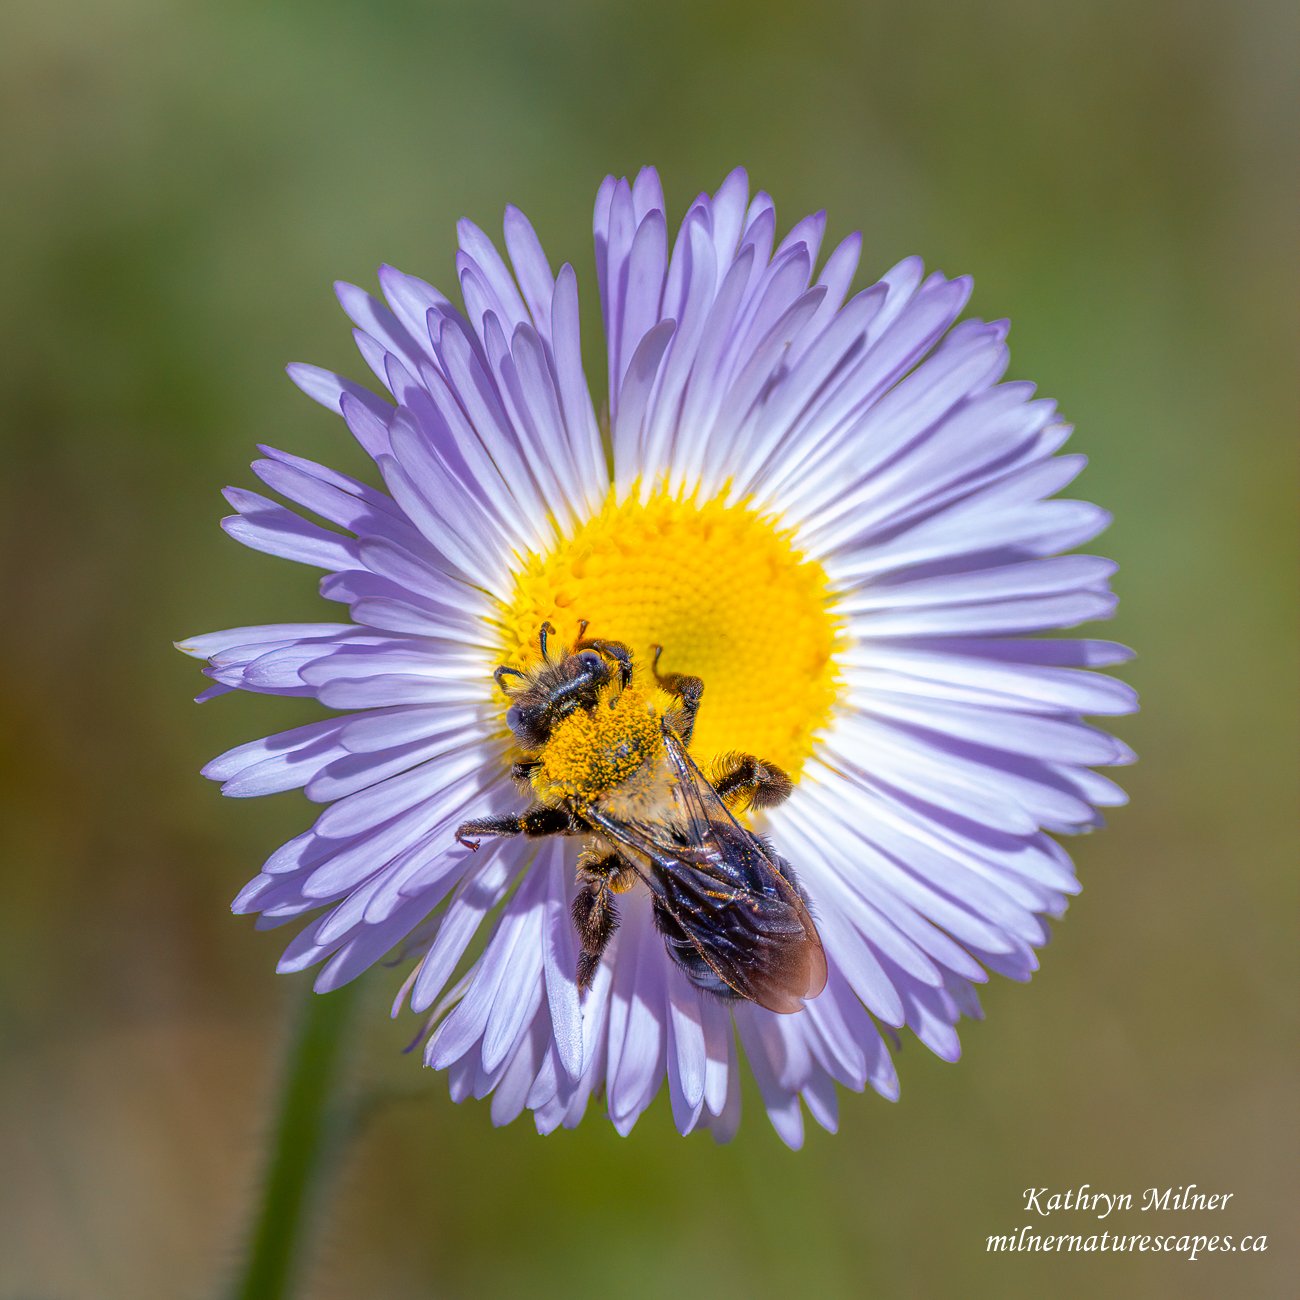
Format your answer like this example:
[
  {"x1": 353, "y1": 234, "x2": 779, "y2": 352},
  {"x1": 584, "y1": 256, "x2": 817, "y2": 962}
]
[{"x1": 2, "y1": 0, "x2": 1294, "y2": 1296}]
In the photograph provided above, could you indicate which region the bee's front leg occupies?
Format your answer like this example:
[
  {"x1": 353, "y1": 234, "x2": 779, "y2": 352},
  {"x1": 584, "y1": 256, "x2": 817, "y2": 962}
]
[
  {"x1": 572, "y1": 850, "x2": 637, "y2": 991},
  {"x1": 572, "y1": 635, "x2": 633, "y2": 691},
  {"x1": 650, "y1": 644, "x2": 704, "y2": 746}
]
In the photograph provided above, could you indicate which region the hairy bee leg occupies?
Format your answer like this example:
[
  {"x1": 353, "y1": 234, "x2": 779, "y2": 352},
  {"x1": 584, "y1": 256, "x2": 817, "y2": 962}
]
[
  {"x1": 572, "y1": 637, "x2": 633, "y2": 691},
  {"x1": 572, "y1": 851, "x2": 636, "y2": 991},
  {"x1": 651, "y1": 645, "x2": 704, "y2": 746},
  {"x1": 455, "y1": 804, "x2": 578, "y2": 849},
  {"x1": 711, "y1": 753, "x2": 794, "y2": 813},
  {"x1": 510, "y1": 759, "x2": 540, "y2": 782}
]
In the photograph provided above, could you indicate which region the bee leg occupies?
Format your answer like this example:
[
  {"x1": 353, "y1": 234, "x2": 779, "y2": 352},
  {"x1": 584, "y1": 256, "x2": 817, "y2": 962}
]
[
  {"x1": 711, "y1": 753, "x2": 793, "y2": 813},
  {"x1": 573, "y1": 636, "x2": 633, "y2": 692},
  {"x1": 650, "y1": 645, "x2": 704, "y2": 746},
  {"x1": 510, "y1": 759, "x2": 541, "y2": 782},
  {"x1": 455, "y1": 804, "x2": 578, "y2": 849},
  {"x1": 572, "y1": 851, "x2": 636, "y2": 991}
]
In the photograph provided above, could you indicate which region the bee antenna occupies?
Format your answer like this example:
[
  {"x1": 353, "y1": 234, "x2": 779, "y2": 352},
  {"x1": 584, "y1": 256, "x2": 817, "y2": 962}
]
[
  {"x1": 539, "y1": 621, "x2": 555, "y2": 660},
  {"x1": 494, "y1": 665, "x2": 526, "y2": 694}
]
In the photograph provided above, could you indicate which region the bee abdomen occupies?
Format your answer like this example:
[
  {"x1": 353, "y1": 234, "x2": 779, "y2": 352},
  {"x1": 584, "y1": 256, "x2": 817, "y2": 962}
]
[{"x1": 651, "y1": 898, "x2": 742, "y2": 1000}]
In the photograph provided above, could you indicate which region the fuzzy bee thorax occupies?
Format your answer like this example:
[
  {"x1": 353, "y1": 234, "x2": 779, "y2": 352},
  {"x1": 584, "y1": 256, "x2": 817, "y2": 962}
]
[{"x1": 531, "y1": 685, "x2": 667, "y2": 805}]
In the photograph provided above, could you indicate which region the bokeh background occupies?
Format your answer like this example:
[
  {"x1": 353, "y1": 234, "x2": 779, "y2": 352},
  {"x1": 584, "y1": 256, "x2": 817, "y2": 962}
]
[{"x1": 2, "y1": 0, "x2": 1294, "y2": 1296}]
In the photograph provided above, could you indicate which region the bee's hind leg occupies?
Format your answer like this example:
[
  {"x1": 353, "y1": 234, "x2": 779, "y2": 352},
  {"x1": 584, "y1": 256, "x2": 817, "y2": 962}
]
[
  {"x1": 651, "y1": 645, "x2": 704, "y2": 746},
  {"x1": 572, "y1": 850, "x2": 637, "y2": 991},
  {"x1": 710, "y1": 753, "x2": 793, "y2": 814}
]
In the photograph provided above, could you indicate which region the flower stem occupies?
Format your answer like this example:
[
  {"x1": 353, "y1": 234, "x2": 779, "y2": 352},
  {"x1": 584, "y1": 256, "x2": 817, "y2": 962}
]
[{"x1": 231, "y1": 980, "x2": 362, "y2": 1300}]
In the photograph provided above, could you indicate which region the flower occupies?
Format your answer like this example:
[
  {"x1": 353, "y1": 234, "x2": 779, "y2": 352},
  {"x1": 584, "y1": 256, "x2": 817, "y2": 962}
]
[{"x1": 179, "y1": 167, "x2": 1136, "y2": 1146}]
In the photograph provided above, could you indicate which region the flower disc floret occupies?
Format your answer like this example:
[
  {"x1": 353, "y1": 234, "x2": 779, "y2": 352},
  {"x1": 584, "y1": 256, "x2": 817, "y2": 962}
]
[{"x1": 501, "y1": 489, "x2": 842, "y2": 780}]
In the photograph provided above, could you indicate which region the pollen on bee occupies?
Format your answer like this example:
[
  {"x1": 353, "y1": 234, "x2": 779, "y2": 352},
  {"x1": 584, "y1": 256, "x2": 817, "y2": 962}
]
[{"x1": 534, "y1": 685, "x2": 667, "y2": 804}]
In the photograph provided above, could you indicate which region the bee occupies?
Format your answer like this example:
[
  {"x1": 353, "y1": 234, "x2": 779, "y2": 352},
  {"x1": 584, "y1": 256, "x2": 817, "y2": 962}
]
[{"x1": 456, "y1": 622, "x2": 827, "y2": 1014}]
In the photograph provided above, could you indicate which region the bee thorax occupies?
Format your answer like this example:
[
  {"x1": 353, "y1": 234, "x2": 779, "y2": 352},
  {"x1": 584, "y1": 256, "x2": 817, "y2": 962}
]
[{"x1": 533, "y1": 685, "x2": 666, "y2": 803}]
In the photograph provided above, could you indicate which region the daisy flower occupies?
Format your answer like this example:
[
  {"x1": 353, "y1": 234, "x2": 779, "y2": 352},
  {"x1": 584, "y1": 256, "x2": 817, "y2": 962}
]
[{"x1": 179, "y1": 167, "x2": 1135, "y2": 1147}]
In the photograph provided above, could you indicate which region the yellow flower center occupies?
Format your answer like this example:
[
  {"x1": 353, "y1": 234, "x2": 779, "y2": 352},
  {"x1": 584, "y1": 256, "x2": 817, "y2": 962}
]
[{"x1": 496, "y1": 490, "x2": 843, "y2": 782}]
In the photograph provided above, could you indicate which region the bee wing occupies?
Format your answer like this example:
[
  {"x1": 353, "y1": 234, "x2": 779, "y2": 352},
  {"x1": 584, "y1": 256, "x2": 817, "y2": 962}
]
[
  {"x1": 586, "y1": 728, "x2": 827, "y2": 1014},
  {"x1": 653, "y1": 834, "x2": 828, "y2": 1014}
]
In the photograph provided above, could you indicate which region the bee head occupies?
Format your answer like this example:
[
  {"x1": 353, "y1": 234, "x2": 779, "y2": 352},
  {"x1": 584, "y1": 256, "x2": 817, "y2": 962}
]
[
  {"x1": 503, "y1": 647, "x2": 614, "y2": 749},
  {"x1": 570, "y1": 648, "x2": 610, "y2": 681}
]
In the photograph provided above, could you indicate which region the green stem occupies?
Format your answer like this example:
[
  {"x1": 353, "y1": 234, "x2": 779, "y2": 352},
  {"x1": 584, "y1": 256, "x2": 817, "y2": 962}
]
[{"x1": 230, "y1": 979, "x2": 362, "y2": 1300}]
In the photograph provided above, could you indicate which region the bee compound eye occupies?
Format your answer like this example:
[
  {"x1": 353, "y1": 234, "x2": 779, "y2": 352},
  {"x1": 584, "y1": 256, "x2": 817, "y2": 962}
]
[{"x1": 505, "y1": 705, "x2": 523, "y2": 733}]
